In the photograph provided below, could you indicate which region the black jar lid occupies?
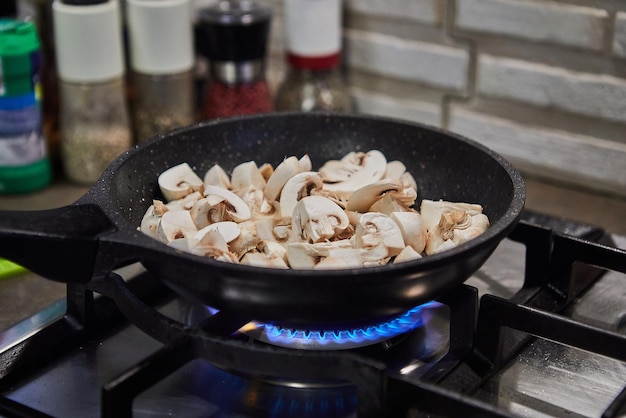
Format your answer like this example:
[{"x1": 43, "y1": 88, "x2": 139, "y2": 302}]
[{"x1": 196, "y1": 0, "x2": 272, "y2": 62}]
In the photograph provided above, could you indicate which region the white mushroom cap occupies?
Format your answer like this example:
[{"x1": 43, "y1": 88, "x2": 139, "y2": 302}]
[
  {"x1": 203, "y1": 185, "x2": 252, "y2": 223},
  {"x1": 390, "y1": 211, "x2": 427, "y2": 253},
  {"x1": 319, "y1": 150, "x2": 387, "y2": 200},
  {"x1": 279, "y1": 171, "x2": 323, "y2": 218},
  {"x1": 346, "y1": 179, "x2": 404, "y2": 213},
  {"x1": 194, "y1": 221, "x2": 241, "y2": 244},
  {"x1": 264, "y1": 156, "x2": 303, "y2": 202},
  {"x1": 230, "y1": 161, "x2": 266, "y2": 192},
  {"x1": 204, "y1": 164, "x2": 231, "y2": 190},
  {"x1": 291, "y1": 195, "x2": 350, "y2": 243},
  {"x1": 157, "y1": 210, "x2": 198, "y2": 243},
  {"x1": 353, "y1": 212, "x2": 405, "y2": 258},
  {"x1": 158, "y1": 163, "x2": 204, "y2": 202},
  {"x1": 393, "y1": 245, "x2": 423, "y2": 263}
]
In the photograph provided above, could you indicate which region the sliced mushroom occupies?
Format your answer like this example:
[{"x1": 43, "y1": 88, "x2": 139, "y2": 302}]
[
  {"x1": 279, "y1": 171, "x2": 324, "y2": 218},
  {"x1": 230, "y1": 160, "x2": 266, "y2": 192},
  {"x1": 390, "y1": 211, "x2": 427, "y2": 253},
  {"x1": 345, "y1": 179, "x2": 404, "y2": 213},
  {"x1": 286, "y1": 239, "x2": 352, "y2": 269},
  {"x1": 264, "y1": 156, "x2": 303, "y2": 202},
  {"x1": 291, "y1": 195, "x2": 350, "y2": 243},
  {"x1": 139, "y1": 203, "x2": 162, "y2": 239},
  {"x1": 319, "y1": 150, "x2": 387, "y2": 200},
  {"x1": 424, "y1": 206, "x2": 489, "y2": 255},
  {"x1": 420, "y1": 199, "x2": 484, "y2": 234},
  {"x1": 166, "y1": 191, "x2": 203, "y2": 211},
  {"x1": 241, "y1": 252, "x2": 289, "y2": 268},
  {"x1": 203, "y1": 185, "x2": 252, "y2": 223},
  {"x1": 191, "y1": 229, "x2": 239, "y2": 263},
  {"x1": 352, "y1": 212, "x2": 405, "y2": 259},
  {"x1": 393, "y1": 245, "x2": 422, "y2": 263},
  {"x1": 194, "y1": 221, "x2": 241, "y2": 244},
  {"x1": 384, "y1": 160, "x2": 407, "y2": 180},
  {"x1": 239, "y1": 186, "x2": 275, "y2": 219},
  {"x1": 157, "y1": 210, "x2": 198, "y2": 243},
  {"x1": 204, "y1": 164, "x2": 231, "y2": 190},
  {"x1": 158, "y1": 163, "x2": 204, "y2": 202},
  {"x1": 228, "y1": 220, "x2": 261, "y2": 259}
]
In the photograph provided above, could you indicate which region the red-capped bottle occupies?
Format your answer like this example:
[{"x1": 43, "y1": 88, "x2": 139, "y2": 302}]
[
  {"x1": 275, "y1": 0, "x2": 353, "y2": 112},
  {"x1": 196, "y1": 0, "x2": 273, "y2": 119}
]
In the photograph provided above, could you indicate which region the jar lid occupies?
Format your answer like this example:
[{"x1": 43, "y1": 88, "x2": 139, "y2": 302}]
[
  {"x1": 283, "y1": 0, "x2": 341, "y2": 67},
  {"x1": 196, "y1": 0, "x2": 271, "y2": 62},
  {"x1": 52, "y1": 0, "x2": 125, "y2": 82},
  {"x1": 0, "y1": 158, "x2": 51, "y2": 194},
  {"x1": 127, "y1": 0, "x2": 194, "y2": 75}
]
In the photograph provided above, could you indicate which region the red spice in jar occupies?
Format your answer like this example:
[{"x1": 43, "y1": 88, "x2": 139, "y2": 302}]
[{"x1": 204, "y1": 80, "x2": 272, "y2": 119}]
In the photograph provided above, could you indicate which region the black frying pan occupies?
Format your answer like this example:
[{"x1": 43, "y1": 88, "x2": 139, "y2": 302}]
[{"x1": 0, "y1": 112, "x2": 525, "y2": 327}]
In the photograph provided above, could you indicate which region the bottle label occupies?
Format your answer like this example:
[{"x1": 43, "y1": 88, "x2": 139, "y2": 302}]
[{"x1": 0, "y1": 93, "x2": 46, "y2": 166}]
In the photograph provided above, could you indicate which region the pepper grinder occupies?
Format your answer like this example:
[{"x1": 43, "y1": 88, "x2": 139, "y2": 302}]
[
  {"x1": 196, "y1": 0, "x2": 273, "y2": 119},
  {"x1": 53, "y1": 0, "x2": 132, "y2": 186},
  {"x1": 126, "y1": 0, "x2": 195, "y2": 142}
]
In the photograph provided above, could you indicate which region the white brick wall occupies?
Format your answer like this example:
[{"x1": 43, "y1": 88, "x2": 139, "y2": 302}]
[
  {"x1": 449, "y1": 108, "x2": 626, "y2": 196},
  {"x1": 344, "y1": 29, "x2": 469, "y2": 91},
  {"x1": 456, "y1": 0, "x2": 608, "y2": 51},
  {"x1": 345, "y1": 0, "x2": 443, "y2": 26},
  {"x1": 351, "y1": 87, "x2": 441, "y2": 127},
  {"x1": 613, "y1": 12, "x2": 626, "y2": 58},
  {"x1": 478, "y1": 54, "x2": 626, "y2": 124}
]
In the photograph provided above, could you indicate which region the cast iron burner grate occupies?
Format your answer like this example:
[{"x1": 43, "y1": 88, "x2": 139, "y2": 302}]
[{"x1": 1, "y1": 212, "x2": 626, "y2": 417}]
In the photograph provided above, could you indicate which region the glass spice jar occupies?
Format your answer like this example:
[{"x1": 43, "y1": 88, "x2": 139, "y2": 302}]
[
  {"x1": 126, "y1": 0, "x2": 195, "y2": 142},
  {"x1": 275, "y1": 0, "x2": 353, "y2": 113},
  {"x1": 196, "y1": 0, "x2": 273, "y2": 119},
  {"x1": 52, "y1": 0, "x2": 132, "y2": 186}
]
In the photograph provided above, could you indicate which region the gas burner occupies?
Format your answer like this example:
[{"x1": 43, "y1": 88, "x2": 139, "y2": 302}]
[{"x1": 233, "y1": 301, "x2": 441, "y2": 350}]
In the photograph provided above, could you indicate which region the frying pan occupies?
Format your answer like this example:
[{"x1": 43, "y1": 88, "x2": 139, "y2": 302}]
[{"x1": 0, "y1": 112, "x2": 525, "y2": 328}]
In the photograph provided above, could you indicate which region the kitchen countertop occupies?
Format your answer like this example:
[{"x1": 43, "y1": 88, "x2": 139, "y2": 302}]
[{"x1": 1, "y1": 175, "x2": 624, "y2": 332}]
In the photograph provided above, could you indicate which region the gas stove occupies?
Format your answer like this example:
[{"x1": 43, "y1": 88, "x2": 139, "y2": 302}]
[{"x1": 0, "y1": 210, "x2": 625, "y2": 417}]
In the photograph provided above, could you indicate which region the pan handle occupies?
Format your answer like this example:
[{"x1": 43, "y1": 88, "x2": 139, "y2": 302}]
[{"x1": 0, "y1": 204, "x2": 115, "y2": 283}]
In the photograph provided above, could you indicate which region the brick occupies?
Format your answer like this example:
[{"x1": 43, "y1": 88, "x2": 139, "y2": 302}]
[
  {"x1": 352, "y1": 87, "x2": 441, "y2": 127},
  {"x1": 477, "y1": 54, "x2": 626, "y2": 123},
  {"x1": 345, "y1": 0, "x2": 442, "y2": 25},
  {"x1": 345, "y1": 29, "x2": 469, "y2": 91},
  {"x1": 613, "y1": 12, "x2": 626, "y2": 58},
  {"x1": 449, "y1": 107, "x2": 626, "y2": 197},
  {"x1": 456, "y1": 0, "x2": 608, "y2": 51}
]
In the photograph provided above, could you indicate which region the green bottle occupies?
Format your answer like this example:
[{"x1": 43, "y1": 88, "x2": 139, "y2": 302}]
[{"x1": 0, "y1": 19, "x2": 51, "y2": 194}]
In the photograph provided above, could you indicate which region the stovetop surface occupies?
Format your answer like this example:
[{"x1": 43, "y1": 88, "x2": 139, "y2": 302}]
[{"x1": 1, "y1": 215, "x2": 625, "y2": 418}]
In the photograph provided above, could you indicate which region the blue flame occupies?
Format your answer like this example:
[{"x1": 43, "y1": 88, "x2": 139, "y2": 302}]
[{"x1": 258, "y1": 301, "x2": 441, "y2": 348}]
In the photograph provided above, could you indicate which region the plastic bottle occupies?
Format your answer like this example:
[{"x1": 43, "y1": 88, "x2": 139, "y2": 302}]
[
  {"x1": 52, "y1": 0, "x2": 132, "y2": 186},
  {"x1": 196, "y1": 0, "x2": 273, "y2": 119},
  {"x1": 0, "y1": 18, "x2": 52, "y2": 194},
  {"x1": 126, "y1": 0, "x2": 195, "y2": 142},
  {"x1": 274, "y1": 0, "x2": 353, "y2": 112}
]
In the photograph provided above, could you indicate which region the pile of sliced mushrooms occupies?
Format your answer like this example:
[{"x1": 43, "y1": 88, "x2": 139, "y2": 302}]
[{"x1": 139, "y1": 150, "x2": 490, "y2": 269}]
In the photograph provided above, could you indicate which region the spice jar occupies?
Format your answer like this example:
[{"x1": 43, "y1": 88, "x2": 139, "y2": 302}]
[
  {"x1": 52, "y1": 0, "x2": 132, "y2": 186},
  {"x1": 126, "y1": 0, "x2": 195, "y2": 142},
  {"x1": 0, "y1": 18, "x2": 52, "y2": 194},
  {"x1": 196, "y1": 0, "x2": 272, "y2": 119},
  {"x1": 275, "y1": 0, "x2": 353, "y2": 112}
]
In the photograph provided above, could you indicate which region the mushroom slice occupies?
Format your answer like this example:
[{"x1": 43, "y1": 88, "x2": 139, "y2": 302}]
[
  {"x1": 240, "y1": 186, "x2": 275, "y2": 219},
  {"x1": 390, "y1": 211, "x2": 427, "y2": 253},
  {"x1": 139, "y1": 204, "x2": 162, "y2": 239},
  {"x1": 204, "y1": 164, "x2": 231, "y2": 190},
  {"x1": 258, "y1": 162, "x2": 274, "y2": 181},
  {"x1": 352, "y1": 212, "x2": 405, "y2": 258},
  {"x1": 285, "y1": 240, "x2": 352, "y2": 269},
  {"x1": 166, "y1": 191, "x2": 203, "y2": 211},
  {"x1": 393, "y1": 245, "x2": 422, "y2": 263},
  {"x1": 291, "y1": 195, "x2": 350, "y2": 243},
  {"x1": 228, "y1": 220, "x2": 261, "y2": 259},
  {"x1": 230, "y1": 161, "x2": 266, "y2": 193},
  {"x1": 191, "y1": 229, "x2": 239, "y2": 263},
  {"x1": 157, "y1": 210, "x2": 198, "y2": 243},
  {"x1": 241, "y1": 252, "x2": 289, "y2": 269},
  {"x1": 158, "y1": 162, "x2": 204, "y2": 202},
  {"x1": 420, "y1": 199, "x2": 485, "y2": 234},
  {"x1": 319, "y1": 150, "x2": 388, "y2": 200},
  {"x1": 264, "y1": 156, "x2": 303, "y2": 202},
  {"x1": 384, "y1": 160, "x2": 406, "y2": 180},
  {"x1": 345, "y1": 179, "x2": 404, "y2": 213},
  {"x1": 194, "y1": 221, "x2": 241, "y2": 244},
  {"x1": 203, "y1": 185, "x2": 252, "y2": 223},
  {"x1": 279, "y1": 171, "x2": 324, "y2": 218},
  {"x1": 424, "y1": 207, "x2": 490, "y2": 255},
  {"x1": 298, "y1": 154, "x2": 312, "y2": 171}
]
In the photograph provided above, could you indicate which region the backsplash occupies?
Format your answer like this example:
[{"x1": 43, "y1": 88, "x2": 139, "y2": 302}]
[{"x1": 262, "y1": 0, "x2": 626, "y2": 198}]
